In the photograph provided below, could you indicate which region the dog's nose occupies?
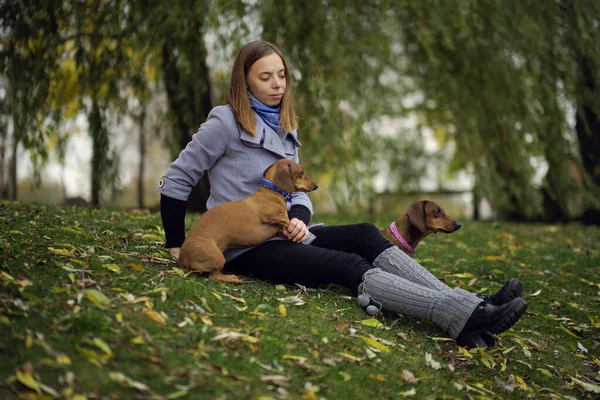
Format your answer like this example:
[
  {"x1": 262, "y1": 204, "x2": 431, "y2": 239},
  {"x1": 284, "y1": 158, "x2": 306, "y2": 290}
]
[
  {"x1": 313, "y1": 184, "x2": 319, "y2": 190},
  {"x1": 455, "y1": 222, "x2": 462, "y2": 230}
]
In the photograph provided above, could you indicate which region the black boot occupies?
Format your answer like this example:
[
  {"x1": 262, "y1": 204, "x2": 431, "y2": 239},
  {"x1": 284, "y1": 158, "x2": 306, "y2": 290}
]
[
  {"x1": 456, "y1": 330, "x2": 497, "y2": 349},
  {"x1": 477, "y1": 278, "x2": 523, "y2": 306},
  {"x1": 461, "y1": 297, "x2": 527, "y2": 336}
]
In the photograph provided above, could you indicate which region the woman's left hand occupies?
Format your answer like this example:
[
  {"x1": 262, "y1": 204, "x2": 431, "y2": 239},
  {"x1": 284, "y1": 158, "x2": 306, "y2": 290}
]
[{"x1": 283, "y1": 217, "x2": 309, "y2": 243}]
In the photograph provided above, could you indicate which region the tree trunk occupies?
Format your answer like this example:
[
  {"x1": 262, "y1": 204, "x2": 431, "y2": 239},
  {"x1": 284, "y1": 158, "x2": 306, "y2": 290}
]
[
  {"x1": 90, "y1": 98, "x2": 107, "y2": 208},
  {"x1": 576, "y1": 56, "x2": 600, "y2": 186},
  {"x1": 576, "y1": 54, "x2": 600, "y2": 225},
  {"x1": 0, "y1": 128, "x2": 7, "y2": 200},
  {"x1": 161, "y1": 25, "x2": 213, "y2": 213},
  {"x1": 137, "y1": 107, "x2": 146, "y2": 209},
  {"x1": 10, "y1": 112, "x2": 18, "y2": 201}
]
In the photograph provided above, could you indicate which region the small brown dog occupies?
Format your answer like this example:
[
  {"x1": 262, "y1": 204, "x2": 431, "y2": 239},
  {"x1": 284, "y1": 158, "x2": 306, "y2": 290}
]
[
  {"x1": 380, "y1": 200, "x2": 462, "y2": 254},
  {"x1": 178, "y1": 159, "x2": 318, "y2": 283}
]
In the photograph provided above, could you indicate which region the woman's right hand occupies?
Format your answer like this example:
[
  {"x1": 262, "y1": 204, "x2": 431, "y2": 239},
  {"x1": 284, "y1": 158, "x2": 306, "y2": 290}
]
[{"x1": 169, "y1": 247, "x2": 181, "y2": 261}]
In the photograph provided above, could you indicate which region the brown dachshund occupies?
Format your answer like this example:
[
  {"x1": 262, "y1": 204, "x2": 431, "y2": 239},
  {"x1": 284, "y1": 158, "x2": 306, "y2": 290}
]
[
  {"x1": 380, "y1": 200, "x2": 462, "y2": 254},
  {"x1": 178, "y1": 159, "x2": 318, "y2": 283}
]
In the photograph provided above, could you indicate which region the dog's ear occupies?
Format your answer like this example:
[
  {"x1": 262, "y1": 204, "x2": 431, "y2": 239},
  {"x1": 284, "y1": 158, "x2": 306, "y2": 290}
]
[
  {"x1": 273, "y1": 160, "x2": 295, "y2": 194},
  {"x1": 406, "y1": 200, "x2": 428, "y2": 233},
  {"x1": 263, "y1": 161, "x2": 277, "y2": 177}
]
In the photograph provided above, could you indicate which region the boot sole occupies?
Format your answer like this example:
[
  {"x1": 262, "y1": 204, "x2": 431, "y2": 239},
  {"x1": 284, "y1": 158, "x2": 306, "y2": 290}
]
[
  {"x1": 456, "y1": 330, "x2": 497, "y2": 348},
  {"x1": 489, "y1": 298, "x2": 527, "y2": 334}
]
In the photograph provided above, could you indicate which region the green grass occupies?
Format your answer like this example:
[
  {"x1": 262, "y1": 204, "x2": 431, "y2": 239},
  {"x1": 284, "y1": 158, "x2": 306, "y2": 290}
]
[{"x1": 1, "y1": 200, "x2": 599, "y2": 399}]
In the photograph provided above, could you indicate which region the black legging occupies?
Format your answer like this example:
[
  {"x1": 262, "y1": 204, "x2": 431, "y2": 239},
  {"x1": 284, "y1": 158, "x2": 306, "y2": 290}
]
[{"x1": 224, "y1": 223, "x2": 392, "y2": 293}]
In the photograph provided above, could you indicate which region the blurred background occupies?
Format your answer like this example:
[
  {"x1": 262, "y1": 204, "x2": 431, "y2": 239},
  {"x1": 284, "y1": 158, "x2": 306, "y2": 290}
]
[{"x1": 1, "y1": 0, "x2": 599, "y2": 223}]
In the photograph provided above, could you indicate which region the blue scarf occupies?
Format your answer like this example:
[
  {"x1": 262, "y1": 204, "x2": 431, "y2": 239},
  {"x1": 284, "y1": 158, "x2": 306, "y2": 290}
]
[{"x1": 248, "y1": 91, "x2": 281, "y2": 133}]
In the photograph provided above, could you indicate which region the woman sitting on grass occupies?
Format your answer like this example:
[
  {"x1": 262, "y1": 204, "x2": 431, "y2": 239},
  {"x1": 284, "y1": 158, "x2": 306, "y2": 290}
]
[{"x1": 158, "y1": 40, "x2": 527, "y2": 348}]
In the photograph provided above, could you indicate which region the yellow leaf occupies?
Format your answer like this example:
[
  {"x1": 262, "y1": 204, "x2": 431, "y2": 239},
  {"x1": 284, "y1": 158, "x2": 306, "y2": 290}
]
[
  {"x1": 589, "y1": 315, "x2": 600, "y2": 328},
  {"x1": 361, "y1": 336, "x2": 390, "y2": 353},
  {"x1": 200, "y1": 314, "x2": 213, "y2": 326},
  {"x1": 16, "y1": 370, "x2": 41, "y2": 394},
  {"x1": 338, "y1": 352, "x2": 363, "y2": 362},
  {"x1": 450, "y1": 273, "x2": 474, "y2": 279},
  {"x1": 83, "y1": 289, "x2": 111, "y2": 306},
  {"x1": 279, "y1": 304, "x2": 287, "y2": 317},
  {"x1": 496, "y1": 233, "x2": 515, "y2": 241},
  {"x1": 358, "y1": 318, "x2": 383, "y2": 328},
  {"x1": 560, "y1": 324, "x2": 580, "y2": 338},
  {"x1": 56, "y1": 354, "x2": 71, "y2": 365},
  {"x1": 482, "y1": 255, "x2": 507, "y2": 262},
  {"x1": 211, "y1": 291, "x2": 222, "y2": 301},
  {"x1": 370, "y1": 374, "x2": 386, "y2": 381},
  {"x1": 115, "y1": 313, "x2": 123, "y2": 323},
  {"x1": 102, "y1": 264, "x2": 121, "y2": 274},
  {"x1": 92, "y1": 338, "x2": 112, "y2": 355},
  {"x1": 142, "y1": 233, "x2": 164, "y2": 241},
  {"x1": 48, "y1": 247, "x2": 76, "y2": 257},
  {"x1": 458, "y1": 346, "x2": 473, "y2": 358},
  {"x1": 1, "y1": 271, "x2": 15, "y2": 281},
  {"x1": 131, "y1": 336, "x2": 144, "y2": 345},
  {"x1": 143, "y1": 309, "x2": 166, "y2": 325},
  {"x1": 515, "y1": 375, "x2": 532, "y2": 393},
  {"x1": 221, "y1": 292, "x2": 246, "y2": 304},
  {"x1": 126, "y1": 263, "x2": 144, "y2": 271}
]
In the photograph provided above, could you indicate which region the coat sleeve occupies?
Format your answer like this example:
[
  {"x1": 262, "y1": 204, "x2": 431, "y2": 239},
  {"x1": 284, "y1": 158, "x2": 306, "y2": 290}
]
[
  {"x1": 157, "y1": 106, "x2": 232, "y2": 201},
  {"x1": 287, "y1": 139, "x2": 314, "y2": 220}
]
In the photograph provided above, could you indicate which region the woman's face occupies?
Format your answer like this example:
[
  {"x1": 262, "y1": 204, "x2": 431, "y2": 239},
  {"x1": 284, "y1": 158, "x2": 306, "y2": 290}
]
[{"x1": 246, "y1": 52, "x2": 286, "y2": 107}]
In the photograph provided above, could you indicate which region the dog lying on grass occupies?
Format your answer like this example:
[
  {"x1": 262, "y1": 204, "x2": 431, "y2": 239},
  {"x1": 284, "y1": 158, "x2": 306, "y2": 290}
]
[{"x1": 380, "y1": 200, "x2": 462, "y2": 254}]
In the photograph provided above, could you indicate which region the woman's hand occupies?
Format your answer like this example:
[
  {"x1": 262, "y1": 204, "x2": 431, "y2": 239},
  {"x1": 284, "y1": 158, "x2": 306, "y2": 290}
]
[
  {"x1": 169, "y1": 247, "x2": 181, "y2": 261},
  {"x1": 283, "y1": 218, "x2": 309, "y2": 243}
]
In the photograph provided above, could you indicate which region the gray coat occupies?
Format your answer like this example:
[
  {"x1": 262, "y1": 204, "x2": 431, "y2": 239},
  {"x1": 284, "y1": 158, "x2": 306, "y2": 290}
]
[{"x1": 158, "y1": 105, "x2": 315, "y2": 260}]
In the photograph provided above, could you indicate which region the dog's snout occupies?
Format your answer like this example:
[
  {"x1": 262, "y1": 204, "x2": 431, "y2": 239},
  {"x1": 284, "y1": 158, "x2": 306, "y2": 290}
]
[
  {"x1": 455, "y1": 222, "x2": 462, "y2": 230},
  {"x1": 313, "y1": 183, "x2": 319, "y2": 190}
]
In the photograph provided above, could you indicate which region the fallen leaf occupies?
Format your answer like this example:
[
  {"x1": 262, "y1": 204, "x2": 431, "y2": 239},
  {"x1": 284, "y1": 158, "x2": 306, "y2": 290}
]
[
  {"x1": 83, "y1": 289, "x2": 111, "y2": 306},
  {"x1": 277, "y1": 295, "x2": 305, "y2": 306},
  {"x1": 401, "y1": 369, "x2": 417, "y2": 383},
  {"x1": 570, "y1": 377, "x2": 600, "y2": 393},
  {"x1": 102, "y1": 263, "x2": 121, "y2": 274},
  {"x1": 279, "y1": 304, "x2": 287, "y2": 317},
  {"x1": 358, "y1": 318, "x2": 383, "y2": 328},
  {"x1": 260, "y1": 374, "x2": 290, "y2": 387},
  {"x1": 450, "y1": 273, "x2": 474, "y2": 279},
  {"x1": 16, "y1": 369, "x2": 41, "y2": 394},
  {"x1": 401, "y1": 388, "x2": 416, "y2": 397},
  {"x1": 143, "y1": 309, "x2": 166, "y2": 325},
  {"x1": 482, "y1": 255, "x2": 507, "y2": 262},
  {"x1": 338, "y1": 352, "x2": 363, "y2": 362},
  {"x1": 560, "y1": 324, "x2": 580, "y2": 338},
  {"x1": 361, "y1": 336, "x2": 390, "y2": 353}
]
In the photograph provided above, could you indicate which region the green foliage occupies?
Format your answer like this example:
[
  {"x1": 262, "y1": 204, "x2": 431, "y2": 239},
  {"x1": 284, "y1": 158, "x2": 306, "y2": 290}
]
[
  {"x1": 394, "y1": 0, "x2": 600, "y2": 218},
  {"x1": 2, "y1": 201, "x2": 600, "y2": 398},
  {"x1": 2, "y1": 1, "x2": 600, "y2": 219}
]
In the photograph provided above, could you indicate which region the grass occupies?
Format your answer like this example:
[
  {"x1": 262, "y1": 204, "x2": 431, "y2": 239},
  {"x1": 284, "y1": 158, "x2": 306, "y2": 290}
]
[{"x1": 1, "y1": 200, "x2": 599, "y2": 399}]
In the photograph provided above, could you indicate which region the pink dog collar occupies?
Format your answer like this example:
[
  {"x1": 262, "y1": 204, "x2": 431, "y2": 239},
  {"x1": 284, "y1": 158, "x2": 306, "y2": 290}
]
[{"x1": 389, "y1": 222, "x2": 416, "y2": 254}]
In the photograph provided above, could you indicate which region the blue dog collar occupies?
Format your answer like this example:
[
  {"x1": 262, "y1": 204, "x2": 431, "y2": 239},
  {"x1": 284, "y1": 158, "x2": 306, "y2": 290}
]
[{"x1": 260, "y1": 179, "x2": 292, "y2": 201}]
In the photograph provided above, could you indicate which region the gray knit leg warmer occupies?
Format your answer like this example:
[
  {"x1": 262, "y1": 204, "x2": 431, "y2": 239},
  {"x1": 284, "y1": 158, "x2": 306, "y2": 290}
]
[
  {"x1": 373, "y1": 246, "x2": 452, "y2": 293},
  {"x1": 359, "y1": 268, "x2": 482, "y2": 339}
]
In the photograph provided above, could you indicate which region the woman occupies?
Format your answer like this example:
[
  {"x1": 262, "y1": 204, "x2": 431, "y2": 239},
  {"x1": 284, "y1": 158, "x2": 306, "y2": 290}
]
[{"x1": 158, "y1": 40, "x2": 527, "y2": 348}]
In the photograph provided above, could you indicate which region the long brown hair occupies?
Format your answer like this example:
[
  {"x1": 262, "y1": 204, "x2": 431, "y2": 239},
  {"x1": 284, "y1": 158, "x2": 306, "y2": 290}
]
[{"x1": 226, "y1": 41, "x2": 297, "y2": 136}]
